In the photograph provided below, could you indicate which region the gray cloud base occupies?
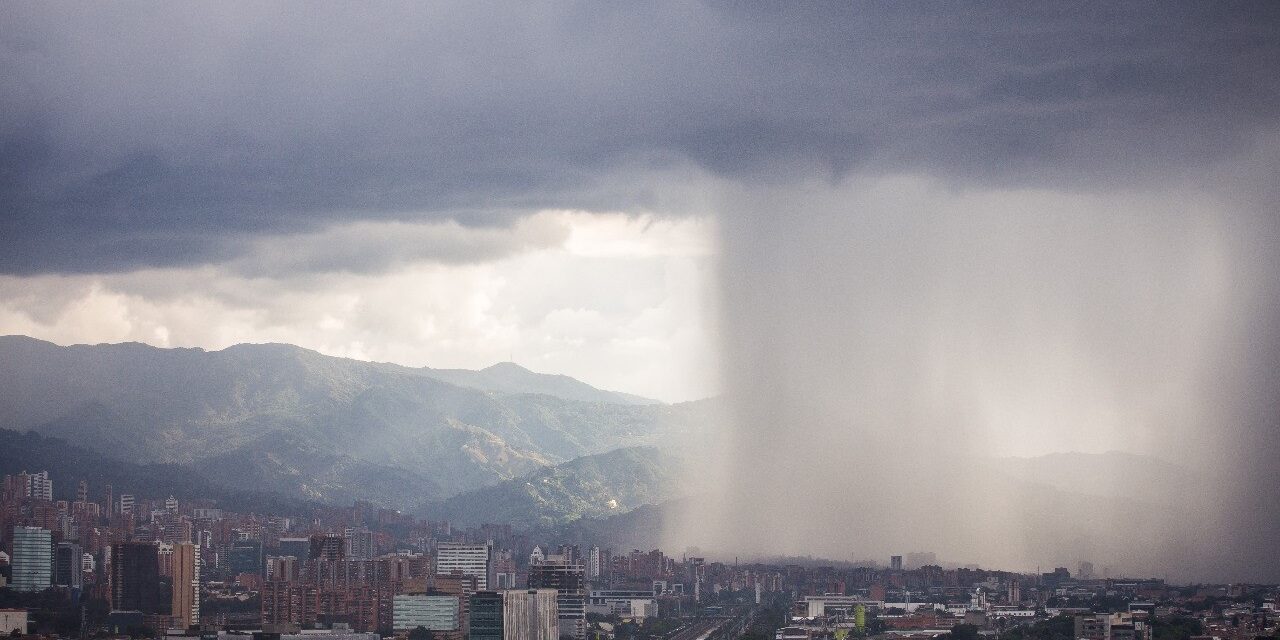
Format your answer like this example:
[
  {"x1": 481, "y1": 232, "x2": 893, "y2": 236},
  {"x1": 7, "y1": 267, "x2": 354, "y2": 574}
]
[{"x1": 2, "y1": 3, "x2": 1278, "y2": 273}]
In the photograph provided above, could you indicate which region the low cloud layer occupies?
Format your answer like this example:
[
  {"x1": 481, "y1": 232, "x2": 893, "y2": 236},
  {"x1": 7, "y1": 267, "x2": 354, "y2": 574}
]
[{"x1": 0, "y1": 212, "x2": 718, "y2": 402}]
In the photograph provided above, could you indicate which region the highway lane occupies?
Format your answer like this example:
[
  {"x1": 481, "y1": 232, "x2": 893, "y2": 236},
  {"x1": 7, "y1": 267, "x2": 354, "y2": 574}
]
[{"x1": 667, "y1": 618, "x2": 727, "y2": 640}]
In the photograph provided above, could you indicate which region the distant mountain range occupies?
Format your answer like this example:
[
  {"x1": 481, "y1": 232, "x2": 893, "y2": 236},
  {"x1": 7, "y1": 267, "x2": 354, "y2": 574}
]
[
  {"x1": 422, "y1": 362, "x2": 659, "y2": 406},
  {"x1": 0, "y1": 335, "x2": 709, "y2": 509},
  {"x1": 0, "y1": 427, "x2": 317, "y2": 515},
  {"x1": 420, "y1": 446, "x2": 682, "y2": 528},
  {"x1": 0, "y1": 335, "x2": 1210, "y2": 546}
]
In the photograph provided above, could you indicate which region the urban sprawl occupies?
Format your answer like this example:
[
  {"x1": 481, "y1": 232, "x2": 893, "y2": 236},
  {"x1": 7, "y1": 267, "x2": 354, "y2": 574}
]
[{"x1": 1, "y1": 471, "x2": 1276, "y2": 640}]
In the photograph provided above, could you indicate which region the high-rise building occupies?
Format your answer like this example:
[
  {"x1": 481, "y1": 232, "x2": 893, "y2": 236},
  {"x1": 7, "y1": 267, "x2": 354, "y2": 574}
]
[
  {"x1": 309, "y1": 534, "x2": 346, "y2": 561},
  {"x1": 492, "y1": 550, "x2": 518, "y2": 590},
  {"x1": 28, "y1": 471, "x2": 52, "y2": 502},
  {"x1": 1078, "y1": 561, "x2": 1095, "y2": 580},
  {"x1": 160, "y1": 512, "x2": 193, "y2": 544},
  {"x1": 11, "y1": 526, "x2": 53, "y2": 592},
  {"x1": 165, "y1": 496, "x2": 178, "y2": 513},
  {"x1": 1007, "y1": 580, "x2": 1021, "y2": 604},
  {"x1": 118, "y1": 494, "x2": 135, "y2": 516},
  {"x1": 278, "y1": 537, "x2": 310, "y2": 560},
  {"x1": 905, "y1": 552, "x2": 937, "y2": 570},
  {"x1": 2, "y1": 474, "x2": 27, "y2": 503},
  {"x1": 77, "y1": 480, "x2": 89, "y2": 504},
  {"x1": 172, "y1": 543, "x2": 200, "y2": 630},
  {"x1": 436, "y1": 542, "x2": 491, "y2": 590},
  {"x1": 393, "y1": 594, "x2": 460, "y2": 632},
  {"x1": 501, "y1": 589, "x2": 558, "y2": 640},
  {"x1": 55, "y1": 541, "x2": 84, "y2": 589},
  {"x1": 345, "y1": 527, "x2": 375, "y2": 561},
  {"x1": 890, "y1": 556, "x2": 903, "y2": 571},
  {"x1": 227, "y1": 540, "x2": 263, "y2": 576},
  {"x1": 265, "y1": 555, "x2": 299, "y2": 582},
  {"x1": 587, "y1": 547, "x2": 601, "y2": 580},
  {"x1": 469, "y1": 592, "x2": 504, "y2": 640},
  {"x1": 529, "y1": 556, "x2": 585, "y2": 640},
  {"x1": 112, "y1": 541, "x2": 162, "y2": 613}
]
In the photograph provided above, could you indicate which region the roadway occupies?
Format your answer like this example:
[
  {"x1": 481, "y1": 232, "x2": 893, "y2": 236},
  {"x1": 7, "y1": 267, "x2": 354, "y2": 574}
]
[{"x1": 667, "y1": 618, "x2": 731, "y2": 640}]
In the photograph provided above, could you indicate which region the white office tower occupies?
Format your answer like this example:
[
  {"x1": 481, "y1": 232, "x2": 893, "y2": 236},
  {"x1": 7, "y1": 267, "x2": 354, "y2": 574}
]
[
  {"x1": 119, "y1": 494, "x2": 135, "y2": 515},
  {"x1": 435, "y1": 542, "x2": 491, "y2": 590},
  {"x1": 587, "y1": 547, "x2": 601, "y2": 580},
  {"x1": 29, "y1": 471, "x2": 53, "y2": 502},
  {"x1": 530, "y1": 545, "x2": 545, "y2": 564}
]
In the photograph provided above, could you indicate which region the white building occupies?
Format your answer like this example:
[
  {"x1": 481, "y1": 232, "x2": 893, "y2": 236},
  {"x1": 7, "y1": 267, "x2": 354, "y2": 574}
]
[
  {"x1": 587, "y1": 547, "x2": 601, "y2": 580},
  {"x1": 1, "y1": 610, "x2": 29, "y2": 635},
  {"x1": 28, "y1": 471, "x2": 53, "y2": 502},
  {"x1": 587, "y1": 590, "x2": 658, "y2": 619},
  {"x1": 435, "y1": 542, "x2": 491, "y2": 590},
  {"x1": 393, "y1": 595, "x2": 459, "y2": 632},
  {"x1": 803, "y1": 595, "x2": 883, "y2": 618}
]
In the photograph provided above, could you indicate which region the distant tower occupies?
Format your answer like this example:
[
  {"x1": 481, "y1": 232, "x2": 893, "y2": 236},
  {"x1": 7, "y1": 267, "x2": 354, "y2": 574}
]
[
  {"x1": 344, "y1": 527, "x2": 374, "y2": 560},
  {"x1": 890, "y1": 555, "x2": 903, "y2": 571},
  {"x1": 436, "y1": 542, "x2": 491, "y2": 590},
  {"x1": 587, "y1": 546, "x2": 601, "y2": 580},
  {"x1": 165, "y1": 496, "x2": 178, "y2": 513},
  {"x1": 12, "y1": 527, "x2": 54, "y2": 591},
  {"x1": 55, "y1": 541, "x2": 83, "y2": 588},
  {"x1": 172, "y1": 543, "x2": 200, "y2": 630},
  {"x1": 112, "y1": 541, "x2": 161, "y2": 613},
  {"x1": 309, "y1": 534, "x2": 346, "y2": 561},
  {"x1": 104, "y1": 484, "x2": 113, "y2": 514},
  {"x1": 530, "y1": 545, "x2": 545, "y2": 564},
  {"x1": 28, "y1": 471, "x2": 52, "y2": 502},
  {"x1": 1077, "y1": 561, "x2": 1094, "y2": 580},
  {"x1": 77, "y1": 480, "x2": 88, "y2": 504}
]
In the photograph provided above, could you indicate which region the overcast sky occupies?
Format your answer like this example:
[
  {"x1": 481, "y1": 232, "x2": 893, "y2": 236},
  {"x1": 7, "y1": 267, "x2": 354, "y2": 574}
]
[{"x1": 4, "y1": 5, "x2": 1280, "y2": 572}]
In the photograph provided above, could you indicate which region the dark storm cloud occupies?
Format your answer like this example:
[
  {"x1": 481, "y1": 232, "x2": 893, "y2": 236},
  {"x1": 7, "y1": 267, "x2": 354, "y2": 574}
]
[{"x1": 2, "y1": 2, "x2": 1278, "y2": 273}]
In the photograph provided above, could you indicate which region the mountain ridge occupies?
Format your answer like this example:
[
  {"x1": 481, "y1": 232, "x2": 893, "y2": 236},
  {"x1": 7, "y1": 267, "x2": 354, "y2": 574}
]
[
  {"x1": 419, "y1": 445, "x2": 681, "y2": 528},
  {"x1": 0, "y1": 335, "x2": 657, "y2": 406},
  {"x1": 0, "y1": 335, "x2": 706, "y2": 506}
]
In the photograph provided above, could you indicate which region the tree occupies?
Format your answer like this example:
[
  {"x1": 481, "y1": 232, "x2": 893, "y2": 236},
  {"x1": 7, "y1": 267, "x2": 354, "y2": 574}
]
[
  {"x1": 409, "y1": 626, "x2": 434, "y2": 640},
  {"x1": 1153, "y1": 617, "x2": 1202, "y2": 640},
  {"x1": 948, "y1": 624, "x2": 981, "y2": 640}
]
